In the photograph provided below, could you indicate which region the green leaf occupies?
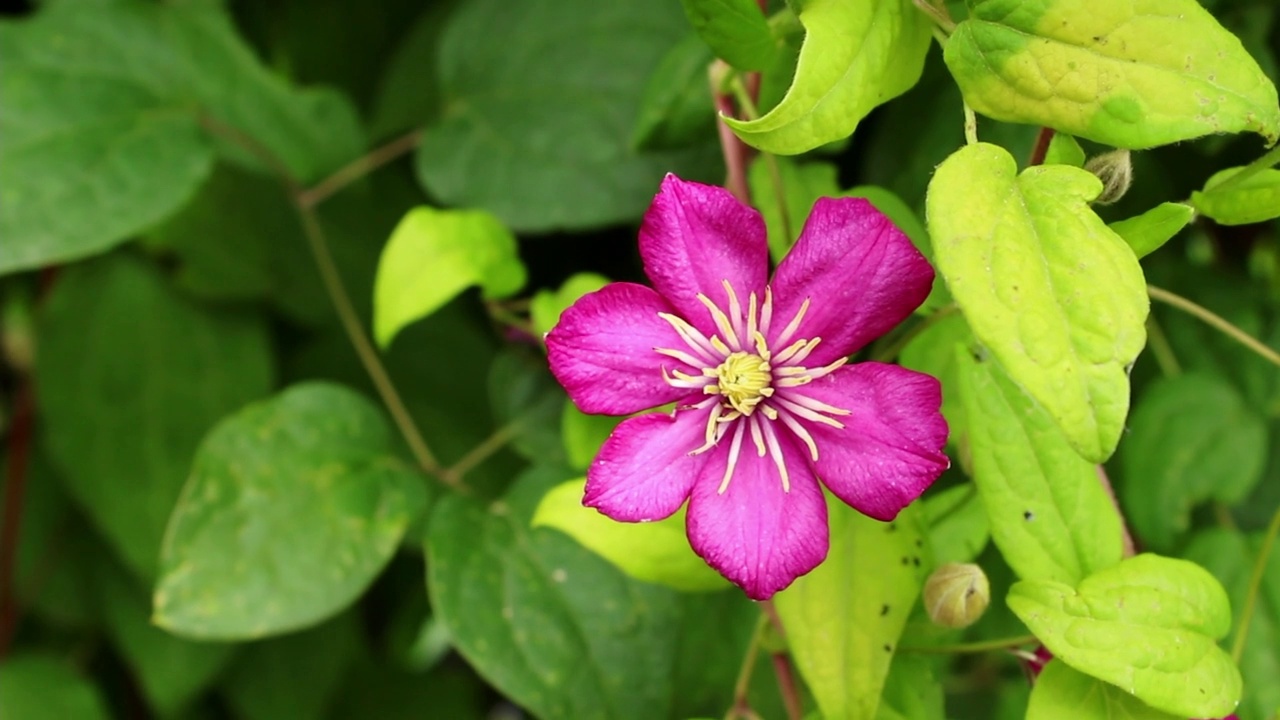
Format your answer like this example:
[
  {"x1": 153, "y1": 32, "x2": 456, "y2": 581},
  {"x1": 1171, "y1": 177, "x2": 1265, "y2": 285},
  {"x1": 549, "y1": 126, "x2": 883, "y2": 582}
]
[
  {"x1": 631, "y1": 34, "x2": 717, "y2": 152},
  {"x1": 1192, "y1": 167, "x2": 1280, "y2": 226},
  {"x1": 561, "y1": 403, "x2": 621, "y2": 471},
  {"x1": 955, "y1": 349, "x2": 1123, "y2": 584},
  {"x1": 426, "y1": 465, "x2": 697, "y2": 719},
  {"x1": 530, "y1": 272, "x2": 610, "y2": 338},
  {"x1": 532, "y1": 479, "x2": 727, "y2": 592},
  {"x1": 1044, "y1": 134, "x2": 1086, "y2": 167},
  {"x1": 154, "y1": 382, "x2": 427, "y2": 640},
  {"x1": 679, "y1": 0, "x2": 776, "y2": 71},
  {"x1": 724, "y1": 0, "x2": 931, "y2": 154},
  {"x1": 1108, "y1": 202, "x2": 1195, "y2": 259},
  {"x1": 899, "y1": 312, "x2": 973, "y2": 459},
  {"x1": 1027, "y1": 660, "x2": 1180, "y2": 720},
  {"x1": 98, "y1": 561, "x2": 235, "y2": 716},
  {"x1": 922, "y1": 485, "x2": 989, "y2": 566},
  {"x1": 944, "y1": 0, "x2": 1280, "y2": 148},
  {"x1": 1183, "y1": 528, "x2": 1280, "y2": 720},
  {"x1": 876, "y1": 654, "x2": 946, "y2": 720},
  {"x1": 221, "y1": 612, "x2": 363, "y2": 720},
  {"x1": 0, "y1": 655, "x2": 111, "y2": 720},
  {"x1": 367, "y1": 0, "x2": 458, "y2": 139},
  {"x1": 373, "y1": 206, "x2": 525, "y2": 348},
  {"x1": 488, "y1": 349, "x2": 566, "y2": 463},
  {"x1": 415, "y1": 0, "x2": 717, "y2": 231},
  {"x1": 38, "y1": 254, "x2": 273, "y2": 579},
  {"x1": 1119, "y1": 374, "x2": 1267, "y2": 552},
  {"x1": 1008, "y1": 554, "x2": 1240, "y2": 718},
  {"x1": 774, "y1": 501, "x2": 929, "y2": 720},
  {"x1": 0, "y1": 1, "x2": 363, "y2": 275},
  {"x1": 927, "y1": 142, "x2": 1148, "y2": 462}
]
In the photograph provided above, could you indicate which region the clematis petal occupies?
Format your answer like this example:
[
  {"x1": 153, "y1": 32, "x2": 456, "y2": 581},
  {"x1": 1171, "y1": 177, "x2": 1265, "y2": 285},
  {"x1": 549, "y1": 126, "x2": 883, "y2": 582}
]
[
  {"x1": 547, "y1": 282, "x2": 690, "y2": 415},
  {"x1": 799, "y1": 363, "x2": 949, "y2": 521},
  {"x1": 769, "y1": 198, "x2": 933, "y2": 364},
  {"x1": 686, "y1": 432, "x2": 829, "y2": 600},
  {"x1": 584, "y1": 408, "x2": 712, "y2": 522},
  {"x1": 639, "y1": 174, "x2": 769, "y2": 332}
]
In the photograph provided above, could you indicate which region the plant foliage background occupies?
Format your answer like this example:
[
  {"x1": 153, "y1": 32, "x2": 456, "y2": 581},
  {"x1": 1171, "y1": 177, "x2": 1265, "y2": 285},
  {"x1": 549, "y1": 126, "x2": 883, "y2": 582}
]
[{"x1": 1, "y1": 0, "x2": 1279, "y2": 719}]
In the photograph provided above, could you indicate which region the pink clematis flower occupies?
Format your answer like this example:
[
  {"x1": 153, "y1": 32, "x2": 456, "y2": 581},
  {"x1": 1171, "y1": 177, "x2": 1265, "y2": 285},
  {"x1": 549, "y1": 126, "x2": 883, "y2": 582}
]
[{"x1": 546, "y1": 174, "x2": 950, "y2": 599}]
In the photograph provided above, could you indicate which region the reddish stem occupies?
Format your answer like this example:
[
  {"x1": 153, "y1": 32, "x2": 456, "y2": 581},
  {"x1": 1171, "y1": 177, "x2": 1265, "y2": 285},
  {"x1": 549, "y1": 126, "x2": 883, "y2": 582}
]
[
  {"x1": 714, "y1": 92, "x2": 753, "y2": 204},
  {"x1": 0, "y1": 382, "x2": 34, "y2": 658},
  {"x1": 1028, "y1": 127, "x2": 1055, "y2": 166},
  {"x1": 761, "y1": 601, "x2": 804, "y2": 720}
]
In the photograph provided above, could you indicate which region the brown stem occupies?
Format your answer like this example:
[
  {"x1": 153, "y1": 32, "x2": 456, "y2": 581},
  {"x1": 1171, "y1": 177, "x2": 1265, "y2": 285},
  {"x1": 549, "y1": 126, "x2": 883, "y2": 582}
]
[
  {"x1": 0, "y1": 382, "x2": 33, "y2": 659},
  {"x1": 297, "y1": 129, "x2": 423, "y2": 209},
  {"x1": 1028, "y1": 127, "x2": 1055, "y2": 167}
]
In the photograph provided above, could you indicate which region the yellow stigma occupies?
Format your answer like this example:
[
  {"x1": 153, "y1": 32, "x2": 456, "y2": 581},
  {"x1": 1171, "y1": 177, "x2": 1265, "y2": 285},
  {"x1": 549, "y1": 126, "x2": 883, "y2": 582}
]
[{"x1": 708, "y1": 351, "x2": 773, "y2": 416}]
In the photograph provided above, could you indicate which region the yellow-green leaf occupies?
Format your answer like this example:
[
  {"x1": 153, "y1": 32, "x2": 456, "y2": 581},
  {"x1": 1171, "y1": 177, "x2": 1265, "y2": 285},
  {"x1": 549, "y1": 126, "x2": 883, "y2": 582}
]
[
  {"x1": 531, "y1": 480, "x2": 726, "y2": 592},
  {"x1": 945, "y1": 0, "x2": 1280, "y2": 148},
  {"x1": 373, "y1": 207, "x2": 525, "y2": 348},
  {"x1": 1192, "y1": 166, "x2": 1280, "y2": 226},
  {"x1": 1108, "y1": 202, "x2": 1195, "y2": 259},
  {"x1": 724, "y1": 0, "x2": 930, "y2": 154},
  {"x1": 926, "y1": 142, "x2": 1148, "y2": 462}
]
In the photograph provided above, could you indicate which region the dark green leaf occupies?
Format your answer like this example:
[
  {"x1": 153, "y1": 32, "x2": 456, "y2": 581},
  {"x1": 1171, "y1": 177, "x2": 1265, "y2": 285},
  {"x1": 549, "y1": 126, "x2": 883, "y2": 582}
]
[
  {"x1": 679, "y1": 0, "x2": 776, "y2": 71},
  {"x1": 1120, "y1": 374, "x2": 1267, "y2": 552},
  {"x1": 38, "y1": 253, "x2": 273, "y2": 579},
  {"x1": 426, "y1": 465, "x2": 709, "y2": 719},
  {"x1": 631, "y1": 34, "x2": 717, "y2": 152},
  {"x1": 0, "y1": 655, "x2": 111, "y2": 720},
  {"x1": 0, "y1": 1, "x2": 363, "y2": 274},
  {"x1": 154, "y1": 382, "x2": 427, "y2": 640},
  {"x1": 99, "y1": 561, "x2": 235, "y2": 716},
  {"x1": 220, "y1": 612, "x2": 363, "y2": 720},
  {"x1": 415, "y1": 0, "x2": 718, "y2": 231}
]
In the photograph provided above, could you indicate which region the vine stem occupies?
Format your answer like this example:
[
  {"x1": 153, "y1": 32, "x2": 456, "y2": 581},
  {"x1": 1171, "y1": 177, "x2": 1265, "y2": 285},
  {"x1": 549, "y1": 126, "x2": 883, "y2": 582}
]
[
  {"x1": 1147, "y1": 285, "x2": 1280, "y2": 368},
  {"x1": 1028, "y1": 127, "x2": 1055, "y2": 166},
  {"x1": 712, "y1": 67, "x2": 753, "y2": 204},
  {"x1": 724, "y1": 612, "x2": 768, "y2": 720},
  {"x1": 199, "y1": 116, "x2": 452, "y2": 487},
  {"x1": 294, "y1": 210, "x2": 450, "y2": 484},
  {"x1": 296, "y1": 129, "x2": 423, "y2": 209},
  {"x1": 0, "y1": 383, "x2": 34, "y2": 659},
  {"x1": 1231, "y1": 505, "x2": 1280, "y2": 664},
  {"x1": 761, "y1": 600, "x2": 803, "y2": 720},
  {"x1": 441, "y1": 421, "x2": 523, "y2": 486},
  {"x1": 901, "y1": 633, "x2": 1039, "y2": 654},
  {"x1": 1144, "y1": 315, "x2": 1182, "y2": 377}
]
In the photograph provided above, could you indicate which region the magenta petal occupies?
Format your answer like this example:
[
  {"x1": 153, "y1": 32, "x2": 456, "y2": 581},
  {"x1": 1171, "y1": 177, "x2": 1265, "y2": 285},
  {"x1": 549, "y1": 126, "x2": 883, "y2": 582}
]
[
  {"x1": 686, "y1": 432, "x2": 829, "y2": 600},
  {"x1": 639, "y1": 174, "x2": 769, "y2": 331},
  {"x1": 800, "y1": 363, "x2": 949, "y2": 521},
  {"x1": 768, "y1": 198, "x2": 934, "y2": 364},
  {"x1": 584, "y1": 409, "x2": 710, "y2": 522},
  {"x1": 547, "y1": 282, "x2": 689, "y2": 415}
]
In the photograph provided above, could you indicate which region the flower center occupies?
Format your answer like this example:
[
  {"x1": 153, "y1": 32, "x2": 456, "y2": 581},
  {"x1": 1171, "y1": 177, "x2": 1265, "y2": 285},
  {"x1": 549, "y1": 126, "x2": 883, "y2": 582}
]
[
  {"x1": 710, "y1": 351, "x2": 773, "y2": 416},
  {"x1": 653, "y1": 279, "x2": 852, "y2": 495}
]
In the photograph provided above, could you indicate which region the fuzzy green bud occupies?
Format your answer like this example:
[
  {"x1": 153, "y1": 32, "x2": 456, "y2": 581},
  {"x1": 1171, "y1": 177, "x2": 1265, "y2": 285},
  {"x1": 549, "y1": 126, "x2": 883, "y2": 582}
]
[{"x1": 923, "y1": 562, "x2": 990, "y2": 629}]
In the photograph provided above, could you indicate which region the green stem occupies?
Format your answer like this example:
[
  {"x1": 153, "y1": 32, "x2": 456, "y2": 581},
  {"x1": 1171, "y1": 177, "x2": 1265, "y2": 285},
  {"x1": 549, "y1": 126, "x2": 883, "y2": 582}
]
[
  {"x1": 1203, "y1": 142, "x2": 1280, "y2": 196},
  {"x1": 723, "y1": 612, "x2": 769, "y2": 720},
  {"x1": 1148, "y1": 285, "x2": 1280, "y2": 369},
  {"x1": 199, "y1": 115, "x2": 450, "y2": 487},
  {"x1": 901, "y1": 633, "x2": 1040, "y2": 655},
  {"x1": 442, "y1": 422, "x2": 522, "y2": 485},
  {"x1": 1144, "y1": 315, "x2": 1182, "y2": 377},
  {"x1": 297, "y1": 129, "x2": 422, "y2": 209},
  {"x1": 1231, "y1": 505, "x2": 1280, "y2": 664},
  {"x1": 872, "y1": 304, "x2": 959, "y2": 363},
  {"x1": 963, "y1": 104, "x2": 979, "y2": 146},
  {"x1": 295, "y1": 209, "x2": 451, "y2": 485}
]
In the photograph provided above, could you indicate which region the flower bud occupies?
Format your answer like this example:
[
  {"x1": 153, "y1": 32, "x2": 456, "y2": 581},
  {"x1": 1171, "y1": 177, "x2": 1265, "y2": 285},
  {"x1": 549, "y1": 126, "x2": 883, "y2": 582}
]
[
  {"x1": 923, "y1": 562, "x2": 990, "y2": 629},
  {"x1": 1083, "y1": 149, "x2": 1133, "y2": 205}
]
